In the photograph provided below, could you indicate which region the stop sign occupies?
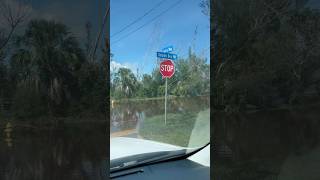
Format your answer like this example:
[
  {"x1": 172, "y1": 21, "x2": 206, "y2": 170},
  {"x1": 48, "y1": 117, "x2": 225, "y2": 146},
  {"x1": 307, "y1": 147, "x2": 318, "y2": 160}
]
[{"x1": 160, "y1": 59, "x2": 175, "y2": 78}]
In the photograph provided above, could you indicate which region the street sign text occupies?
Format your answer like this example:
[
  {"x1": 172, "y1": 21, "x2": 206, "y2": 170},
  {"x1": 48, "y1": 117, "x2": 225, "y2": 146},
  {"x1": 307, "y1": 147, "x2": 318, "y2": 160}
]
[{"x1": 157, "y1": 52, "x2": 178, "y2": 60}]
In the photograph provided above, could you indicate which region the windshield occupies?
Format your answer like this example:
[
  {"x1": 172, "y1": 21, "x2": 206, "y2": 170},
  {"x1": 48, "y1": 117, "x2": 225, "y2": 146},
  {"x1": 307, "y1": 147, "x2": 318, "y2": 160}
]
[{"x1": 110, "y1": 0, "x2": 210, "y2": 166}]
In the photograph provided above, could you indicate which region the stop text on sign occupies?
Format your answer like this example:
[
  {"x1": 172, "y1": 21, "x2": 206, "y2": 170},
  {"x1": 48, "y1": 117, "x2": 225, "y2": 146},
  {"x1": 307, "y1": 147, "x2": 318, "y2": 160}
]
[
  {"x1": 160, "y1": 64, "x2": 174, "y2": 72},
  {"x1": 160, "y1": 59, "x2": 175, "y2": 78}
]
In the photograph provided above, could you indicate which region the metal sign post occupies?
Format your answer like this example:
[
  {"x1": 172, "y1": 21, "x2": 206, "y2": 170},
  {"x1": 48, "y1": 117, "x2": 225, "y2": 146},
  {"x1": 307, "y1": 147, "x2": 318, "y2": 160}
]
[{"x1": 165, "y1": 77, "x2": 167, "y2": 125}]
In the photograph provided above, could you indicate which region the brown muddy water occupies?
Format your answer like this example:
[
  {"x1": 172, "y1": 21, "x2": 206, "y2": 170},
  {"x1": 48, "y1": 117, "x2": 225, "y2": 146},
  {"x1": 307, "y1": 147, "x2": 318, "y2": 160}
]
[{"x1": 110, "y1": 96, "x2": 210, "y2": 136}]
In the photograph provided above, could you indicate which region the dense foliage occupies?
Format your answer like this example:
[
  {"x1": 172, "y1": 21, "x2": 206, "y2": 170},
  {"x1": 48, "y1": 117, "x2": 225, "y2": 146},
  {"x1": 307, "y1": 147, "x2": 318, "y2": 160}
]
[
  {"x1": 212, "y1": 0, "x2": 320, "y2": 111},
  {"x1": 0, "y1": 20, "x2": 106, "y2": 120},
  {"x1": 110, "y1": 49, "x2": 210, "y2": 100}
]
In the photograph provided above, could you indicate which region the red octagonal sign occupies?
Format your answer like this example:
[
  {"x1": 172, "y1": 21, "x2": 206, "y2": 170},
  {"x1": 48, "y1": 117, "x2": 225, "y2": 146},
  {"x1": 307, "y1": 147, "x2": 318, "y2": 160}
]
[{"x1": 160, "y1": 59, "x2": 175, "y2": 78}]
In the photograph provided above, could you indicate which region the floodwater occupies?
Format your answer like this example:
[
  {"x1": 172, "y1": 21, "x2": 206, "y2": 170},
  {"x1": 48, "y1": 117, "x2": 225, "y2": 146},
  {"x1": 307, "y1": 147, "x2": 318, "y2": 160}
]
[
  {"x1": 110, "y1": 96, "x2": 210, "y2": 137},
  {"x1": 0, "y1": 122, "x2": 108, "y2": 180},
  {"x1": 213, "y1": 104, "x2": 320, "y2": 180}
]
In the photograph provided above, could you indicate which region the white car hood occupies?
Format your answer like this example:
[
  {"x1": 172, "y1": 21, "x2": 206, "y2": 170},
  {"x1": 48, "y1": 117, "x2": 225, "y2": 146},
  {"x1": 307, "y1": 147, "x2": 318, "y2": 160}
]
[
  {"x1": 110, "y1": 137, "x2": 210, "y2": 167},
  {"x1": 110, "y1": 137, "x2": 183, "y2": 160}
]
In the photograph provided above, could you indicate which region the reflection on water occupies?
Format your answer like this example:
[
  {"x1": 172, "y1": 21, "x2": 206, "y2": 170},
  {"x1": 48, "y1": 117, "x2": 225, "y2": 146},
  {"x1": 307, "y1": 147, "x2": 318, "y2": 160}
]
[
  {"x1": 0, "y1": 123, "x2": 108, "y2": 180},
  {"x1": 110, "y1": 96, "x2": 210, "y2": 136},
  {"x1": 4, "y1": 122, "x2": 13, "y2": 148},
  {"x1": 213, "y1": 104, "x2": 320, "y2": 179}
]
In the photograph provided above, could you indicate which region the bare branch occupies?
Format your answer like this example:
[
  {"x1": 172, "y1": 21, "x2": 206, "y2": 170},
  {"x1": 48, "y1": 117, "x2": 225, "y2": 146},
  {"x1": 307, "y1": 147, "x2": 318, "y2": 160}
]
[
  {"x1": 0, "y1": 0, "x2": 31, "y2": 51},
  {"x1": 199, "y1": 0, "x2": 210, "y2": 16}
]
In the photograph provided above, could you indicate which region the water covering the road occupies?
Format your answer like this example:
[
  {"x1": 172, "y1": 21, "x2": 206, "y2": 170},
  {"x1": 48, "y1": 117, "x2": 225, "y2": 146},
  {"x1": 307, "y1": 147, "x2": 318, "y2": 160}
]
[{"x1": 110, "y1": 96, "x2": 210, "y2": 146}]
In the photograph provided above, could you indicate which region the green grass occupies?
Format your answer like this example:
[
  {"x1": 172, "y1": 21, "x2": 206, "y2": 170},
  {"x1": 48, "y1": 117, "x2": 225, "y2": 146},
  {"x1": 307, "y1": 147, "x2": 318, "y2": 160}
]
[{"x1": 139, "y1": 109, "x2": 210, "y2": 147}]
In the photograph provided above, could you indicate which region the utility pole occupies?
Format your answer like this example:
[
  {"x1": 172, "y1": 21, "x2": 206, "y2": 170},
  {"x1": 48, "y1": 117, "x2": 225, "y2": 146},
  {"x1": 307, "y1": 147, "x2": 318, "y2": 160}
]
[{"x1": 192, "y1": 25, "x2": 198, "y2": 53}]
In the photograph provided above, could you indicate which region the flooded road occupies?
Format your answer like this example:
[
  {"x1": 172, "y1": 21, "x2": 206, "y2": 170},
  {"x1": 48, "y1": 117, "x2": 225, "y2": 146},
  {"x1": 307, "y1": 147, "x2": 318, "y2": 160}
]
[
  {"x1": 0, "y1": 122, "x2": 108, "y2": 180},
  {"x1": 110, "y1": 96, "x2": 210, "y2": 137}
]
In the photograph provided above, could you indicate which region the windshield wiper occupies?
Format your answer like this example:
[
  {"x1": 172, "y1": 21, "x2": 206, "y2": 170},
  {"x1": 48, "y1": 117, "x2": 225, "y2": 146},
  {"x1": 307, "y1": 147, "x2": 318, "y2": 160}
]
[
  {"x1": 110, "y1": 143, "x2": 210, "y2": 174},
  {"x1": 110, "y1": 149, "x2": 186, "y2": 173}
]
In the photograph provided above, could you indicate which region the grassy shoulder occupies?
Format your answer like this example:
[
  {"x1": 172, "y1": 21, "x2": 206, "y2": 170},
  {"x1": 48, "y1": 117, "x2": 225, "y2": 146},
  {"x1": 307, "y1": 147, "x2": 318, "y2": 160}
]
[{"x1": 139, "y1": 109, "x2": 210, "y2": 147}]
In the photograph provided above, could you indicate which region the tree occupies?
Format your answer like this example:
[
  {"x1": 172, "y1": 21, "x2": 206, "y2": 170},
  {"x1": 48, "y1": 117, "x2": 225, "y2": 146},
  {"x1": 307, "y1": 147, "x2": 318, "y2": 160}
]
[
  {"x1": 199, "y1": 0, "x2": 210, "y2": 17},
  {"x1": 210, "y1": 0, "x2": 320, "y2": 111},
  {"x1": 0, "y1": 0, "x2": 31, "y2": 51},
  {"x1": 0, "y1": 53, "x2": 8, "y2": 114},
  {"x1": 78, "y1": 61, "x2": 106, "y2": 116},
  {"x1": 170, "y1": 49, "x2": 209, "y2": 97},
  {"x1": 10, "y1": 20, "x2": 85, "y2": 117},
  {"x1": 110, "y1": 50, "x2": 210, "y2": 99},
  {"x1": 140, "y1": 74, "x2": 153, "y2": 97},
  {"x1": 113, "y1": 68, "x2": 138, "y2": 98}
]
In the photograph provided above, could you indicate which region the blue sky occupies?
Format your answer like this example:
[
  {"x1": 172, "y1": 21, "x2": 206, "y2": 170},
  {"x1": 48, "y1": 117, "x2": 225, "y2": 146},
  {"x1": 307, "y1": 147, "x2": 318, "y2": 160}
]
[{"x1": 110, "y1": 0, "x2": 210, "y2": 75}]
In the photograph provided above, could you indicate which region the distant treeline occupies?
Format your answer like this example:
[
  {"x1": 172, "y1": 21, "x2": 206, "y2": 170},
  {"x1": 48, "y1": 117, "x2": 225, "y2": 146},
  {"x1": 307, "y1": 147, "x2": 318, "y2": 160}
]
[
  {"x1": 0, "y1": 20, "x2": 107, "y2": 120},
  {"x1": 110, "y1": 49, "x2": 210, "y2": 100}
]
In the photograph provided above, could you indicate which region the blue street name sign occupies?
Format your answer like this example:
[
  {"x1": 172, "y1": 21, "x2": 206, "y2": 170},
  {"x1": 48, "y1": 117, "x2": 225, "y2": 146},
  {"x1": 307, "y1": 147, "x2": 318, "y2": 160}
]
[
  {"x1": 157, "y1": 52, "x2": 178, "y2": 60},
  {"x1": 162, "y1": 46, "x2": 173, "y2": 53}
]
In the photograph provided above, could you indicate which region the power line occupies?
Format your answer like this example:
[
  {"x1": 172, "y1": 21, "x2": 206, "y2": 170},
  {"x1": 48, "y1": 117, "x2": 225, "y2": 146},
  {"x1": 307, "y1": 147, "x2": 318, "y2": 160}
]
[
  {"x1": 111, "y1": 0, "x2": 167, "y2": 38},
  {"x1": 90, "y1": 6, "x2": 109, "y2": 62},
  {"x1": 140, "y1": 20, "x2": 163, "y2": 77},
  {"x1": 111, "y1": 0, "x2": 183, "y2": 45}
]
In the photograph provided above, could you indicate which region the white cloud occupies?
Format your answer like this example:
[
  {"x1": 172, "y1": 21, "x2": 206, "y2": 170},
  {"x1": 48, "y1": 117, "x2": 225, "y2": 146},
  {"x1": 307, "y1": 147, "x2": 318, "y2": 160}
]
[
  {"x1": 110, "y1": 61, "x2": 139, "y2": 74},
  {"x1": 123, "y1": 62, "x2": 138, "y2": 73},
  {"x1": 110, "y1": 61, "x2": 127, "y2": 72}
]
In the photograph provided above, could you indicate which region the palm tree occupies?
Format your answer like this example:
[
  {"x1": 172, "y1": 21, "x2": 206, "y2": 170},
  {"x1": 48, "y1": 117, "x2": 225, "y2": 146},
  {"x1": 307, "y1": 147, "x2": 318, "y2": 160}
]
[
  {"x1": 114, "y1": 68, "x2": 138, "y2": 98},
  {"x1": 10, "y1": 20, "x2": 85, "y2": 116}
]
